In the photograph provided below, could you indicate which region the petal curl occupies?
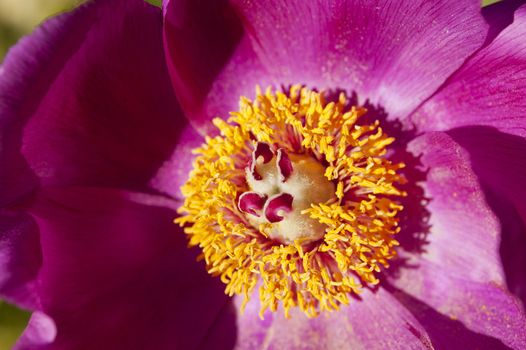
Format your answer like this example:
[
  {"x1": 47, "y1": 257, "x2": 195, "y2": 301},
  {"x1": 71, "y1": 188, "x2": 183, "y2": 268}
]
[
  {"x1": 163, "y1": 0, "x2": 488, "y2": 132},
  {"x1": 0, "y1": 0, "x2": 187, "y2": 198},
  {"x1": 393, "y1": 260, "x2": 526, "y2": 350},
  {"x1": 391, "y1": 131, "x2": 526, "y2": 349},
  {"x1": 390, "y1": 287, "x2": 513, "y2": 350},
  {"x1": 447, "y1": 126, "x2": 526, "y2": 312},
  {"x1": 412, "y1": 4, "x2": 526, "y2": 138}
]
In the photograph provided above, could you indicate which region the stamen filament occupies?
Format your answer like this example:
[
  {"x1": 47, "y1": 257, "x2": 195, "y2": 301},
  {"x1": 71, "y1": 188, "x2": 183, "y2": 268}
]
[{"x1": 176, "y1": 86, "x2": 405, "y2": 318}]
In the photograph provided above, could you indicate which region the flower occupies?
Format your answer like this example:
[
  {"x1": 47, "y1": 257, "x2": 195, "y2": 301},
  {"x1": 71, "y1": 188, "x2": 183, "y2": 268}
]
[{"x1": 1, "y1": 0, "x2": 526, "y2": 349}]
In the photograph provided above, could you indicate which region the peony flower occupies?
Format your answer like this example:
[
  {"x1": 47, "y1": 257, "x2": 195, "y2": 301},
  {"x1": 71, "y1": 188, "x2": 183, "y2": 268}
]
[{"x1": 1, "y1": 0, "x2": 526, "y2": 349}]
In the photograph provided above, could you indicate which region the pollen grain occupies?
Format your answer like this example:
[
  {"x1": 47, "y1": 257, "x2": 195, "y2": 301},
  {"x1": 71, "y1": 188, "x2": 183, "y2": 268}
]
[{"x1": 176, "y1": 86, "x2": 406, "y2": 318}]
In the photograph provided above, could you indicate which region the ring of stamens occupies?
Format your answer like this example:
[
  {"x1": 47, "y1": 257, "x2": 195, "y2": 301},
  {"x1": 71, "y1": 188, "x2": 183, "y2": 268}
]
[{"x1": 176, "y1": 86, "x2": 406, "y2": 318}]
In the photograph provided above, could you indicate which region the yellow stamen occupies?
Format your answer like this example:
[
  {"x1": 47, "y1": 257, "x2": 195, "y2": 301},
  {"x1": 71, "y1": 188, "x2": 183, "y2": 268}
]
[{"x1": 176, "y1": 86, "x2": 405, "y2": 318}]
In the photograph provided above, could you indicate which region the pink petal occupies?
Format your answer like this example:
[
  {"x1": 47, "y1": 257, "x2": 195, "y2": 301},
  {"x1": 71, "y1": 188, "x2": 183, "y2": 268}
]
[
  {"x1": 393, "y1": 260, "x2": 526, "y2": 350},
  {"x1": 390, "y1": 131, "x2": 526, "y2": 348},
  {"x1": 148, "y1": 123, "x2": 203, "y2": 201},
  {"x1": 163, "y1": 0, "x2": 488, "y2": 132},
  {"x1": 14, "y1": 312, "x2": 57, "y2": 350},
  {"x1": 412, "y1": 4, "x2": 526, "y2": 138},
  {"x1": 391, "y1": 287, "x2": 514, "y2": 349},
  {"x1": 482, "y1": 0, "x2": 525, "y2": 44},
  {"x1": 163, "y1": 0, "x2": 271, "y2": 135},
  {"x1": 447, "y1": 126, "x2": 526, "y2": 312},
  {"x1": 234, "y1": 288, "x2": 433, "y2": 350},
  {"x1": 17, "y1": 187, "x2": 235, "y2": 350},
  {"x1": 0, "y1": 210, "x2": 41, "y2": 309},
  {"x1": 0, "y1": 0, "x2": 188, "y2": 198},
  {"x1": 405, "y1": 132, "x2": 504, "y2": 283}
]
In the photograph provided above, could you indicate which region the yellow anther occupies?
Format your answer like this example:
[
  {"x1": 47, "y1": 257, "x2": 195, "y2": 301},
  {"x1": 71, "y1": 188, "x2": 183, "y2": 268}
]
[{"x1": 177, "y1": 86, "x2": 405, "y2": 318}]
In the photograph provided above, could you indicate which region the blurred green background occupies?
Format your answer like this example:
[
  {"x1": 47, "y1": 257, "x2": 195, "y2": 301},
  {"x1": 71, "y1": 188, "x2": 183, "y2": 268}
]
[
  {"x1": 0, "y1": 0, "x2": 501, "y2": 348},
  {"x1": 0, "y1": 0, "x2": 161, "y2": 60}
]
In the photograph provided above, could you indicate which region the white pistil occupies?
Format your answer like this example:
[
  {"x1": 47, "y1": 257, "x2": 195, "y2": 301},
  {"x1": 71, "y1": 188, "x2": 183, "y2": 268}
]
[{"x1": 245, "y1": 153, "x2": 335, "y2": 244}]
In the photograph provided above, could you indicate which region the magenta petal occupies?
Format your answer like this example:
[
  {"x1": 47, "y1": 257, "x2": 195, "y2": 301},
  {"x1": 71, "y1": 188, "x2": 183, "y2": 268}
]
[
  {"x1": 447, "y1": 126, "x2": 526, "y2": 309},
  {"x1": 19, "y1": 187, "x2": 235, "y2": 350},
  {"x1": 163, "y1": 0, "x2": 271, "y2": 135},
  {"x1": 482, "y1": 0, "x2": 526, "y2": 44},
  {"x1": 405, "y1": 132, "x2": 504, "y2": 283},
  {"x1": 234, "y1": 0, "x2": 488, "y2": 119},
  {"x1": 148, "y1": 123, "x2": 203, "y2": 201},
  {"x1": 393, "y1": 260, "x2": 526, "y2": 350},
  {"x1": 235, "y1": 288, "x2": 433, "y2": 350},
  {"x1": 392, "y1": 288, "x2": 514, "y2": 349},
  {"x1": 14, "y1": 312, "x2": 57, "y2": 350},
  {"x1": 413, "y1": 5, "x2": 526, "y2": 138},
  {"x1": 0, "y1": 210, "x2": 41, "y2": 309},
  {"x1": 0, "y1": 0, "x2": 185, "y2": 196},
  {"x1": 391, "y1": 132, "x2": 526, "y2": 348},
  {"x1": 164, "y1": 0, "x2": 488, "y2": 129}
]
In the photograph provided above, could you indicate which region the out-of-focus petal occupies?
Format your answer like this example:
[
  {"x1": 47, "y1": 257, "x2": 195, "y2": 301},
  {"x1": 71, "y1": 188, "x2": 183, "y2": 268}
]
[
  {"x1": 234, "y1": 288, "x2": 433, "y2": 350},
  {"x1": 17, "y1": 187, "x2": 235, "y2": 350},
  {"x1": 391, "y1": 132, "x2": 526, "y2": 349},
  {"x1": 412, "y1": 5, "x2": 526, "y2": 138},
  {"x1": 14, "y1": 312, "x2": 57, "y2": 350},
  {"x1": 0, "y1": 0, "x2": 187, "y2": 200},
  {"x1": 163, "y1": 0, "x2": 488, "y2": 133},
  {"x1": 0, "y1": 210, "x2": 41, "y2": 309}
]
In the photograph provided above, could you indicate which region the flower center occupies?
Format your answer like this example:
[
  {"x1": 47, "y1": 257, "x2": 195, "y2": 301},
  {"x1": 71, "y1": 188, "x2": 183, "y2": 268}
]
[
  {"x1": 239, "y1": 142, "x2": 334, "y2": 244},
  {"x1": 177, "y1": 86, "x2": 406, "y2": 318}
]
